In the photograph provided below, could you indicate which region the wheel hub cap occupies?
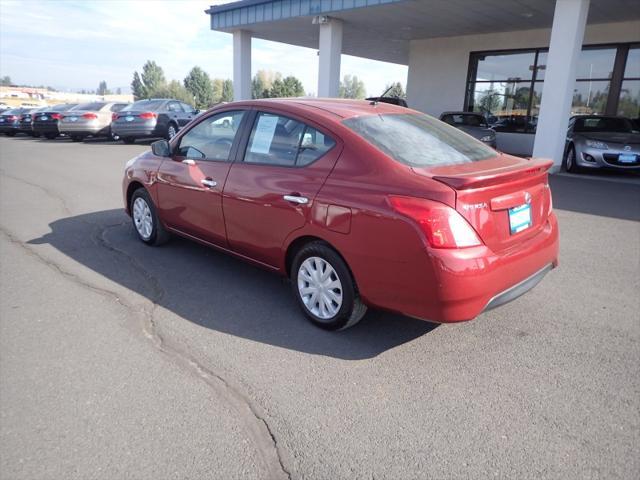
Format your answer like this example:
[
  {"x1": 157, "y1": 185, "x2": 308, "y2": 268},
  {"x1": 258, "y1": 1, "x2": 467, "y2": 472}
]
[
  {"x1": 297, "y1": 257, "x2": 343, "y2": 320},
  {"x1": 132, "y1": 197, "x2": 153, "y2": 240}
]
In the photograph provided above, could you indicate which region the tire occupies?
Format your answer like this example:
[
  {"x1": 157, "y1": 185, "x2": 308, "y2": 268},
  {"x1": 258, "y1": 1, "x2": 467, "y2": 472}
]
[
  {"x1": 32, "y1": 132, "x2": 40, "y2": 138},
  {"x1": 71, "y1": 136, "x2": 83, "y2": 142},
  {"x1": 165, "y1": 123, "x2": 178, "y2": 140},
  {"x1": 130, "y1": 188, "x2": 170, "y2": 246},
  {"x1": 45, "y1": 133, "x2": 57, "y2": 140},
  {"x1": 6, "y1": 132, "x2": 15, "y2": 137},
  {"x1": 291, "y1": 241, "x2": 367, "y2": 330},
  {"x1": 122, "y1": 137, "x2": 135, "y2": 144},
  {"x1": 565, "y1": 145, "x2": 580, "y2": 173}
]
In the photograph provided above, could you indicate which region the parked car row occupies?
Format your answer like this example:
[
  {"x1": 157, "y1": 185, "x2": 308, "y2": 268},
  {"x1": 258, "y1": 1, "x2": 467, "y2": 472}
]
[{"x1": 0, "y1": 98, "x2": 200, "y2": 143}]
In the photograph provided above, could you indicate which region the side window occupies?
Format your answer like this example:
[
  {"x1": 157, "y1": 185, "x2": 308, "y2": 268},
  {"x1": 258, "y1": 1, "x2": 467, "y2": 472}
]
[
  {"x1": 167, "y1": 102, "x2": 182, "y2": 113},
  {"x1": 111, "y1": 104, "x2": 127, "y2": 113},
  {"x1": 176, "y1": 111, "x2": 245, "y2": 161},
  {"x1": 297, "y1": 126, "x2": 336, "y2": 166},
  {"x1": 244, "y1": 112, "x2": 335, "y2": 167},
  {"x1": 181, "y1": 102, "x2": 195, "y2": 113}
]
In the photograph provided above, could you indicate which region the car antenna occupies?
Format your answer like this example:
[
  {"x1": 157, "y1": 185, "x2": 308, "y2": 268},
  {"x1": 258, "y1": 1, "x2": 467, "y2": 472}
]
[{"x1": 370, "y1": 85, "x2": 394, "y2": 105}]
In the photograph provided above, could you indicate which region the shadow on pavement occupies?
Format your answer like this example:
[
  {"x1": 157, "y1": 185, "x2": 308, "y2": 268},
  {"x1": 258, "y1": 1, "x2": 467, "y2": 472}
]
[
  {"x1": 28, "y1": 209, "x2": 437, "y2": 359},
  {"x1": 549, "y1": 174, "x2": 640, "y2": 222}
]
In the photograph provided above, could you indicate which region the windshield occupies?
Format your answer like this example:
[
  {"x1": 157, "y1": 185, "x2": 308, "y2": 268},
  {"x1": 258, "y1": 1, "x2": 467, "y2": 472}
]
[
  {"x1": 74, "y1": 102, "x2": 106, "y2": 111},
  {"x1": 574, "y1": 117, "x2": 634, "y2": 133},
  {"x1": 343, "y1": 113, "x2": 497, "y2": 167},
  {"x1": 441, "y1": 113, "x2": 487, "y2": 127},
  {"x1": 122, "y1": 100, "x2": 165, "y2": 112}
]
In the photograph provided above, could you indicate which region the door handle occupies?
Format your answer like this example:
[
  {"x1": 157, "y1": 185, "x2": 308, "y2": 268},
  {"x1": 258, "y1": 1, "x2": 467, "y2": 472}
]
[
  {"x1": 182, "y1": 159, "x2": 195, "y2": 166},
  {"x1": 283, "y1": 194, "x2": 308, "y2": 204},
  {"x1": 201, "y1": 178, "x2": 217, "y2": 188}
]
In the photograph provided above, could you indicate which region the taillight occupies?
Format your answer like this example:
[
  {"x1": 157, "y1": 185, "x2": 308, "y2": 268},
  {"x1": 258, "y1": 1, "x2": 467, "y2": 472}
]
[
  {"x1": 112, "y1": 113, "x2": 118, "y2": 121},
  {"x1": 51, "y1": 113, "x2": 62, "y2": 120},
  {"x1": 7, "y1": 115, "x2": 16, "y2": 121},
  {"x1": 389, "y1": 196, "x2": 483, "y2": 249},
  {"x1": 139, "y1": 112, "x2": 157, "y2": 119},
  {"x1": 82, "y1": 112, "x2": 98, "y2": 119}
]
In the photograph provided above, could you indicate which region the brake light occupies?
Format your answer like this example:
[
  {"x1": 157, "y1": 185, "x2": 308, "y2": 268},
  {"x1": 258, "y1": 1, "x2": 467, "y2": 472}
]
[
  {"x1": 51, "y1": 113, "x2": 62, "y2": 120},
  {"x1": 139, "y1": 112, "x2": 157, "y2": 119},
  {"x1": 82, "y1": 112, "x2": 98, "y2": 119},
  {"x1": 389, "y1": 196, "x2": 482, "y2": 249},
  {"x1": 6, "y1": 115, "x2": 16, "y2": 121},
  {"x1": 112, "y1": 113, "x2": 118, "y2": 121}
]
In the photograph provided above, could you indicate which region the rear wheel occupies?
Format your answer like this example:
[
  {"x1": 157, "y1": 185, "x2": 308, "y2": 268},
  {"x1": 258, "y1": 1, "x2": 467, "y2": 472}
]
[
  {"x1": 71, "y1": 135, "x2": 83, "y2": 142},
  {"x1": 565, "y1": 145, "x2": 580, "y2": 173},
  {"x1": 122, "y1": 137, "x2": 136, "y2": 144},
  {"x1": 291, "y1": 242, "x2": 367, "y2": 330},
  {"x1": 32, "y1": 132, "x2": 40, "y2": 138},
  {"x1": 45, "y1": 133, "x2": 57, "y2": 140},
  {"x1": 130, "y1": 188, "x2": 170, "y2": 246},
  {"x1": 6, "y1": 131, "x2": 15, "y2": 137},
  {"x1": 165, "y1": 123, "x2": 178, "y2": 140}
]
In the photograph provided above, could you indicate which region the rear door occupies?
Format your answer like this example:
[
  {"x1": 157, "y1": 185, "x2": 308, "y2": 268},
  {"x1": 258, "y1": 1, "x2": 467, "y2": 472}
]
[
  {"x1": 222, "y1": 109, "x2": 342, "y2": 267},
  {"x1": 166, "y1": 101, "x2": 187, "y2": 127},
  {"x1": 155, "y1": 109, "x2": 248, "y2": 247}
]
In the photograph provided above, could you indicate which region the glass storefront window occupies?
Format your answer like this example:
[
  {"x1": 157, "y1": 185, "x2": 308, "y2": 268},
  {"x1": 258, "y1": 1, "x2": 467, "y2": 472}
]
[
  {"x1": 617, "y1": 80, "x2": 640, "y2": 118},
  {"x1": 623, "y1": 48, "x2": 639, "y2": 78},
  {"x1": 571, "y1": 81, "x2": 610, "y2": 115},
  {"x1": 575, "y1": 48, "x2": 617, "y2": 80},
  {"x1": 476, "y1": 51, "x2": 536, "y2": 82}
]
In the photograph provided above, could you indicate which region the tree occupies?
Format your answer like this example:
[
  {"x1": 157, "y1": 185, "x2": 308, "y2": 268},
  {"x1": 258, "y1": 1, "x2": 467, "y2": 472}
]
[
  {"x1": 97, "y1": 80, "x2": 111, "y2": 96},
  {"x1": 153, "y1": 80, "x2": 194, "y2": 106},
  {"x1": 384, "y1": 82, "x2": 405, "y2": 99},
  {"x1": 184, "y1": 66, "x2": 214, "y2": 109},
  {"x1": 266, "y1": 75, "x2": 304, "y2": 98},
  {"x1": 478, "y1": 88, "x2": 503, "y2": 114},
  {"x1": 221, "y1": 79, "x2": 233, "y2": 102},
  {"x1": 251, "y1": 70, "x2": 281, "y2": 99},
  {"x1": 131, "y1": 60, "x2": 166, "y2": 99},
  {"x1": 1, "y1": 76, "x2": 11, "y2": 86},
  {"x1": 338, "y1": 75, "x2": 366, "y2": 99}
]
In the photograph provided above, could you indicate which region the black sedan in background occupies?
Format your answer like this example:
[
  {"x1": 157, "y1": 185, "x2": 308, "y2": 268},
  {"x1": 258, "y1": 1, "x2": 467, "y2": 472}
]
[
  {"x1": 111, "y1": 98, "x2": 198, "y2": 143},
  {"x1": 0, "y1": 108, "x2": 35, "y2": 136},
  {"x1": 33, "y1": 104, "x2": 79, "y2": 139},
  {"x1": 19, "y1": 107, "x2": 49, "y2": 136},
  {"x1": 439, "y1": 111, "x2": 497, "y2": 148}
]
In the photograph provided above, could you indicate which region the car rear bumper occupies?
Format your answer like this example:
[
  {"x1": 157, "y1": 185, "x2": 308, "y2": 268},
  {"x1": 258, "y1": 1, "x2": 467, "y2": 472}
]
[
  {"x1": 112, "y1": 122, "x2": 159, "y2": 138},
  {"x1": 0, "y1": 125, "x2": 19, "y2": 133},
  {"x1": 33, "y1": 123, "x2": 60, "y2": 134},
  {"x1": 388, "y1": 213, "x2": 559, "y2": 323},
  {"x1": 59, "y1": 123, "x2": 109, "y2": 135}
]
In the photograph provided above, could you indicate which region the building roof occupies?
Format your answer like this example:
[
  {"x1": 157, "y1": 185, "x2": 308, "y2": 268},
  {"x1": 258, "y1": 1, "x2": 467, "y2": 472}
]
[{"x1": 206, "y1": 0, "x2": 640, "y2": 65}]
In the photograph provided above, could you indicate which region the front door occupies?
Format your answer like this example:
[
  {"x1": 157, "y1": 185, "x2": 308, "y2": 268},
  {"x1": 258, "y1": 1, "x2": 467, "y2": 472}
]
[
  {"x1": 156, "y1": 110, "x2": 248, "y2": 247},
  {"x1": 223, "y1": 109, "x2": 342, "y2": 267}
]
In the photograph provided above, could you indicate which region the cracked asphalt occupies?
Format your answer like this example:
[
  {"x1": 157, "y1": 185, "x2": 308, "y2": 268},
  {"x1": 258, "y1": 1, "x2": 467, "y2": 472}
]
[{"x1": 0, "y1": 135, "x2": 639, "y2": 480}]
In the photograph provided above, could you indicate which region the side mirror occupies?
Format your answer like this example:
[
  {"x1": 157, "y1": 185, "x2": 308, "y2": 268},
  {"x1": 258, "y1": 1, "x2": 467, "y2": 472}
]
[
  {"x1": 193, "y1": 109, "x2": 200, "y2": 115},
  {"x1": 151, "y1": 139, "x2": 171, "y2": 157}
]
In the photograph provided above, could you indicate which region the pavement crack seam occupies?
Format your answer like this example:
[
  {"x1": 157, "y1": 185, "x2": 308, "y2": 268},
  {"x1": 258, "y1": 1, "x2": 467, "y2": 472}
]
[
  {"x1": 0, "y1": 170, "x2": 73, "y2": 216},
  {"x1": 93, "y1": 222, "x2": 292, "y2": 480}
]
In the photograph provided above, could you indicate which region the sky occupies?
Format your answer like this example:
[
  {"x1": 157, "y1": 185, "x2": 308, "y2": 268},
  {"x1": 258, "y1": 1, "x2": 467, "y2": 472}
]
[{"x1": 0, "y1": 0, "x2": 408, "y2": 96}]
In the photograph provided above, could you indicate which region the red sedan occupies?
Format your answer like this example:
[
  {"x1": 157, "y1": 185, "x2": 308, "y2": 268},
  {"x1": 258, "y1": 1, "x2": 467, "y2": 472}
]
[{"x1": 123, "y1": 99, "x2": 558, "y2": 330}]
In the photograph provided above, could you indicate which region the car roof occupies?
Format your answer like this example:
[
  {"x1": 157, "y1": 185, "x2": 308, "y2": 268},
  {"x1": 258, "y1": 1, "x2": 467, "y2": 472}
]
[{"x1": 218, "y1": 98, "x2": 413, "y2": 121}]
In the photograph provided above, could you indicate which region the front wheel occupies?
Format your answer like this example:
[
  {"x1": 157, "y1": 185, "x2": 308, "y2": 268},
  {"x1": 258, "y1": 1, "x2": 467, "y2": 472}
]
[
  {"x1": 122, "y1": 137, "x2": 135, "y2": 144},
  {"x1": 565, "y1": 145, "x2": 580, "y2": 173},
  {"x1": 44, "y1": 133, "x2": 57, "y2": 140},
  {"x1": 130, "y1": 188, "x2": 170, "y2": 246},
  {"x1": 291, "y1": 242, "x2": 367, "y2": 330},
  {"x1": 71, "y1": 136, "x2": 83, "y2": 142},
  {"x1": 165, "y1": 123, "x2": 178, "y2": 140}
]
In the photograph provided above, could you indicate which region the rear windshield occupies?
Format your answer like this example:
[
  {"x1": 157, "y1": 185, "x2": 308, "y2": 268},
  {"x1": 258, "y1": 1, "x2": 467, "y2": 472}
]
[
  {"x1": 574, "y1": 117, "x2": 633, "y2": 133},
  {"x1": 122, "y1": 100, "x2": 165, "y2": 112},
  {"x1": 343, "y1": 113, "x2": 496, "y2": 167},
  {"x1": 74, "y1": 102, "x2": 106, "y2": 111},
  {"x1": 53, "y1": 104, "x2": 78, "y2": 112}
]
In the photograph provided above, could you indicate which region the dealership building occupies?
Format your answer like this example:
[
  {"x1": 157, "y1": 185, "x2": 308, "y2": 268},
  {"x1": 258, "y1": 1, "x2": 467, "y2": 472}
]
[{"x1": 206, "y1": 0, "x2": 640, "y2": 169}]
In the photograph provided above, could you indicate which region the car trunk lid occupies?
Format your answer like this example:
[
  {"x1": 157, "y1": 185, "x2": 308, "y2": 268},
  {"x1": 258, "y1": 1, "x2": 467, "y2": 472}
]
[{"x1": 412, "y1": 154, "x2": 553, "y2": 252}]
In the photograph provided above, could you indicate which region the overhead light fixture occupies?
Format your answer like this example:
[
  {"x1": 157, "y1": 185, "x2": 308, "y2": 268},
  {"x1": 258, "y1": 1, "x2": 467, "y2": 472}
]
[{"x1": 312, "y1": 15, "x2": 329, "y2": 25}]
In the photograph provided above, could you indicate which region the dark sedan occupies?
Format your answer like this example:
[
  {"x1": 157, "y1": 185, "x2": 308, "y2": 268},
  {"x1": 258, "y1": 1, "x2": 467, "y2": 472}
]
[
  {"x1": 33, "y1": 104, "x2": 79, "y2": 139},
  {"x1": 0, "y1": 108, "x2": 35, "y2": 136},
  {"x1": 111, "y1": 99, "x2": 198, "y2": 144},
  {"x1": 19, "y1": 107, "x2": 49, "y2": 136},
  {"x1": 440, "y1": 112, "x2": 497, "y2": 148},
  {"x1": 564, "y1": 116, "x2": 640, "y2": 172}
]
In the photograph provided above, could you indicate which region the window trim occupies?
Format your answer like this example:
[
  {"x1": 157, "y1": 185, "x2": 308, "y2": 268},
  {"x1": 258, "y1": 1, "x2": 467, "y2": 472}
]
[
  {"x1": 173, "y1": 108, "x2": 249, "y2": 163},
  {"x1": 238, "y1": 109, "x2": 338, "y2": 169},
  {"x1": 465, "y1": 42, "x2": 640, "y2": 133}
]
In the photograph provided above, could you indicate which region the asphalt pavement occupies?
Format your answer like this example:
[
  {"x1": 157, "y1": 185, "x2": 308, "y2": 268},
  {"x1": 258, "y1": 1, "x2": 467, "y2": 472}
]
[{"x1": 0, "y1": 135, "x2": 638, "y2": 480}]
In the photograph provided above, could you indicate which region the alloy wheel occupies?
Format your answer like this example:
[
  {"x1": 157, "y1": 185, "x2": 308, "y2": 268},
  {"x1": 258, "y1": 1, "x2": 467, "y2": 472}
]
[{"x1": 132, "y1": 197, "x2": 153, "y2": 240}]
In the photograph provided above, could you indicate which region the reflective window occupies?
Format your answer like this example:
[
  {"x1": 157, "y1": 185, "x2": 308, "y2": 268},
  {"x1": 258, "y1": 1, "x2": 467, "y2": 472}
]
[
  {"x1": 623, "y1": 48, "x2": 640, "y2": 78},
  {"x1": 576, "y1": 48, "x2": 617, "y2": 79},
  {"x1": 571, "y1": 81, "x2": 610, "y2": 115},
  {"x1": 618, "y1": 80, "x2": 640, "y2": 118},
  {"x1": 476, "y1": 51, "x2": 536, "y2": 82},
  {"x1": 176, "y1": 111, "x2": 245, "y2": 161}
]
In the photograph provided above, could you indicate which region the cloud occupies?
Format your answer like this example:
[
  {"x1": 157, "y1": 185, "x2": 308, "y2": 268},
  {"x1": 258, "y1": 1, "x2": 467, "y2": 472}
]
[{"x1": 0, "y1": 0, "x2": 407, "y2": 95}]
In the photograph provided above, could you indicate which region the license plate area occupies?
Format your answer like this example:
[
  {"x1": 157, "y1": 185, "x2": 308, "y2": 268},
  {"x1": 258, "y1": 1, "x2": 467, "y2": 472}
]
[
  {"x1": 509, "y1": 204, "x2": 532, "y2": 235},
  {"x1": 618, "y1": 154, "x2": 637, "y2": 164}
]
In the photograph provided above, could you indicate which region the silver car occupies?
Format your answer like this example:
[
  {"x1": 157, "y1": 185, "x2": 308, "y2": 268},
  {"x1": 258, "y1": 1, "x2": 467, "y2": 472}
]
[
  {"x1": 439, "y1": 111, "x2": 497, "y2": 148},
  {"x1": 564, "y1": 116, "x2": 640, "y2": 173},
  {"x1": 59, "y1": 101, "x2": 129, "y2": 141}
]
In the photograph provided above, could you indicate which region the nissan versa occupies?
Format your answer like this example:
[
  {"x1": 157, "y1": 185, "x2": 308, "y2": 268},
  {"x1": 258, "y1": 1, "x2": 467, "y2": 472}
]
[{"x1": 122, "y1": 99, "x2": 559, "y2": 330}]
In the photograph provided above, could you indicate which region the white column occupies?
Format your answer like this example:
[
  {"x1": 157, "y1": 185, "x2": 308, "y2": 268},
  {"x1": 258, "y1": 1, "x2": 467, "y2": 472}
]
[
  {"x1": 317, "y1": 17, "x2": 342, "y2": 98},
  {"x1": 532, "y1": 0, "x2": 590, "y2": 172},
  {"x1": 232, "y1": 30, "x2": 251, "y2": 101}
]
